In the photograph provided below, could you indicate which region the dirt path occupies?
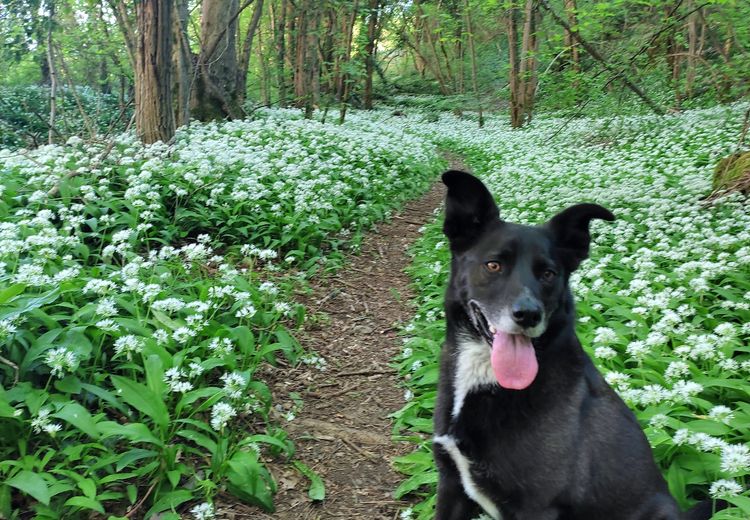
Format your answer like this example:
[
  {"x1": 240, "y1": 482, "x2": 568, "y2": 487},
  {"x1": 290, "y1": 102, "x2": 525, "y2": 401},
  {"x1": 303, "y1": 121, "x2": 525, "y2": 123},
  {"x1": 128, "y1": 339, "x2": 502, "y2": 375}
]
[
  {"x1": 216, "y1": 155, "x2": 467, "y2": 519},
  {"x1": 257, "y1": 180, "x2": 444, "y2": 519}
]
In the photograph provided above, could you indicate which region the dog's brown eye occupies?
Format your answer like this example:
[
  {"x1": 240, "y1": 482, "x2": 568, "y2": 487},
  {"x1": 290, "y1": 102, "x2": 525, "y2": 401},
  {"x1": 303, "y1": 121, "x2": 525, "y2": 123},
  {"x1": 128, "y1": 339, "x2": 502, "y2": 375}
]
[
  {"x1": 542, "y1": 269, "x2": 556, "y2": 281},
  {"x1": 485, "y1": 261, "x2": 503, "y2": 273}
]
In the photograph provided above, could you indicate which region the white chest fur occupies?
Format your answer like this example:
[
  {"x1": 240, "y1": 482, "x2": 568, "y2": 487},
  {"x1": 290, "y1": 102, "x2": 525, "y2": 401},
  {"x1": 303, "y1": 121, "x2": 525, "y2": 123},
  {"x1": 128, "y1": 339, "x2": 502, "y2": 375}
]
[
  {"x1": 433, "y1": 435, "x2": 502, "y2": 520},
  {"x1": 452, "y1": 337, "x2": 498, "y2": 418}
]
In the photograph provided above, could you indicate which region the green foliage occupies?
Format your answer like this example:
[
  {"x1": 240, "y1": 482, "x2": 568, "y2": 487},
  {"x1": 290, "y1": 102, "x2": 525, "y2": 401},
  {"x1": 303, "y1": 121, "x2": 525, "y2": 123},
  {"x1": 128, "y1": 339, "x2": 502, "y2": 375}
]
[
  {"x1": 0, "y1": 86, "x2": 129, "y2": 148},
  {"x1": 0, "y1": 109, "x2": 442, "y2": 517}
]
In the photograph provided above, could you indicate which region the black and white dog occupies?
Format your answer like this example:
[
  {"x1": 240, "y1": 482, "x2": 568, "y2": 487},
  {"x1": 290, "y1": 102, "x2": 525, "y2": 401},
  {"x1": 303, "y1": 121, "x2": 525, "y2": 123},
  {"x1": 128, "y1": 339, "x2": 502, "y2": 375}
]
[{"x1": 433, "y1": 170, "x2": 717, "y2": 520}]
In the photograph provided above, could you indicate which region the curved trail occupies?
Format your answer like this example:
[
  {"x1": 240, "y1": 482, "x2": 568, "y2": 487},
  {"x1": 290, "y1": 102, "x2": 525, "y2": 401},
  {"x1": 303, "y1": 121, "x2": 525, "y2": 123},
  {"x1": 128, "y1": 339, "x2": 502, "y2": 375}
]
[{"x1": 218, "y1": 154, "x2": 467, "y2": 519}]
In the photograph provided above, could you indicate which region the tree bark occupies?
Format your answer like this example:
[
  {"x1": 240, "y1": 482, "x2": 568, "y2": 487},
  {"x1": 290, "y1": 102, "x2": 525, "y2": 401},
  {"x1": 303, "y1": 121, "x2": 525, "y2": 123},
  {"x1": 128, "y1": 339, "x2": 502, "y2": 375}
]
[
  {"x1": 271, "y1": 0, "x2": 288, "y2": 106},
  {"x1": 519, "y1": 0, "x2": 540, "y2": 124},
  {"x1": 363, "y1": 0, "x2": 380, "y2": 110},
  {"x1": 106, "y1": 0, "x2": 137, "y2": 68},
  {"x1": 258, "y1": 23, "x2": 271, "y2": 106},
  {"x1": 190, "y1": 0, "x2": 242, "y2": 120},
  {"x1": 135, "y1": 0, "x2": 175, "y2": 144},
  {"x1": 685, "y1": 0, "x2": 699, "y2": 98},
  {"x1": 563, "y1": 0, "x2": 580, "y2": 74},
  {"x1": 339, "y1": 0, "x2": 360, "y2": 124},
  {"x1": 236, "y1": 0, "x2": 265, "y2": 106},
  {"x1": 172, "y1": 0, "x2": 191, "y2": 127},
  {"x1": 46, "y1": 0, "x2": 57, "y2": 145},
  {"x1": 507, "y1": 5, "x2": 523, "y2": 128},
  {"x1": 464, "y1": 0, "x2": 483, "y2": 127}
]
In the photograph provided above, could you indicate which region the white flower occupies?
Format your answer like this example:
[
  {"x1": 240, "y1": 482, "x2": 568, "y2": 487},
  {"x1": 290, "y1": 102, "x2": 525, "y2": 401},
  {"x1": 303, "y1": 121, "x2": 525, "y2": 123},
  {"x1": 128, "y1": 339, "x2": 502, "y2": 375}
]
[
  {"x1": 191, "y1": 502, "x2": 215, "y2": 520},
  {"x1": 164, "y1": 367, "x2": 194, "y2": 393},
  {"x1": 44, "y1": 347, "x2": 78, "y2": 378},
  {"x1": 30, "y1": 408, "x2": 63, "y2": 436},
  {"x1": 664, "y1": 361, "x2": 689, "y2": 381},
  {"x1": 708, "y1": 405, "x2": 733, "y2": 424},
  {"x1": 720, "y1": 444, "x2": 750, "y2": 474},
  {"x1": 648, "y1": 414, "x2": 669, "y2": 428},
  {"x1": 593, "y1": 327, "x2": 618, "y2": 345},
  {"x1": 96, "y1": 297, "x2": 118, "y2": 317},
  {"x1": 709, "y1": 478, "x2": 743, "y2": 499},
  {"x1": 113, "y1": 335, "x2": 144, "y2": 359},
  {"x1": 210, "y1": 402, "x2": 237, "y2": 431},
  {"x1": 208, "y1": 338, "x2": 234, "y2": 356},
  {"x1": 594, "y1": 346, "x2": 617, "y2": 360},
  {"x1": 235, "y1": 304, "x2": 257, "y2": 318},
  {"x1": 221, "y1": 372, "x2": 248, "y2": 399}
]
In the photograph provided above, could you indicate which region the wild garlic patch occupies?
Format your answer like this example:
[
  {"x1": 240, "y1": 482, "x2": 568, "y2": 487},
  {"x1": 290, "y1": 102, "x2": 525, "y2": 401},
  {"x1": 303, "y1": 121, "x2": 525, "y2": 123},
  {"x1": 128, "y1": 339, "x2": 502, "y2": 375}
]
[
  {"x1": 392, "y1": 104, "x2": 750, "y2": 519},
  {"x1": 0, "y1": 110, "x2": 440, "y2": 517}
]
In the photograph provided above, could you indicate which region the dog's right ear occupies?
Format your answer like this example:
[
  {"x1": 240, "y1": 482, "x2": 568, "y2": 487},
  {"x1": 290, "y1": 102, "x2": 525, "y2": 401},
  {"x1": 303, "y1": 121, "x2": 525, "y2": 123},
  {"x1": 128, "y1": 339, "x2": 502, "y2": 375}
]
[{"x1": 442, "y1": 170, "x2": 500, "y2": 250}]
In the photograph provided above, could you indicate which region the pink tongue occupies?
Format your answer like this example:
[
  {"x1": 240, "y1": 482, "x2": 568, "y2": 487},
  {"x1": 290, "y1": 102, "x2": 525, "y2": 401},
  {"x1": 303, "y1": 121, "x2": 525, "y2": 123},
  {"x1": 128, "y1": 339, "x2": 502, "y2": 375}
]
[{"x1": 491, "y1": 332, "x2": 539, "y2": 390}]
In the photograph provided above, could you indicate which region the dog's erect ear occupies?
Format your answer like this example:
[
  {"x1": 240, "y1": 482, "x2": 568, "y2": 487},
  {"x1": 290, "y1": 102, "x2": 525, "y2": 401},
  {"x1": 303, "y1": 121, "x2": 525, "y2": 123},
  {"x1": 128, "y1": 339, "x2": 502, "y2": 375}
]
[
  {"x1": 442, "y1": 170, "x2": 500, "y2": 250},
  {"x1": 546, "y1": 203, "x2": 615, "y2": 271}
]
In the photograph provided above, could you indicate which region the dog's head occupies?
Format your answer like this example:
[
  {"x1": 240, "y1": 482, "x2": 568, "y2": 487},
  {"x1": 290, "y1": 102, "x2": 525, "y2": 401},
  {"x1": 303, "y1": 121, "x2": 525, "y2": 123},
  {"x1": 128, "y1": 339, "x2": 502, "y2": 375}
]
[{"x1": 442, "y1": 170, "x2": 614, "y2": 390}]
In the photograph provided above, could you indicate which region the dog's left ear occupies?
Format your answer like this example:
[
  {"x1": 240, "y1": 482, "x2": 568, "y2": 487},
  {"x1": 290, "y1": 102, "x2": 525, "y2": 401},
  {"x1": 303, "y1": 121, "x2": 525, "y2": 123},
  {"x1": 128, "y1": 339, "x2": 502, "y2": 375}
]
[
  {"x1": 442, "y1": 170, "x2": 500, "y2": 250},
  {"x1": 546, "y1": 203, "x2": 615, "y2": 271}
]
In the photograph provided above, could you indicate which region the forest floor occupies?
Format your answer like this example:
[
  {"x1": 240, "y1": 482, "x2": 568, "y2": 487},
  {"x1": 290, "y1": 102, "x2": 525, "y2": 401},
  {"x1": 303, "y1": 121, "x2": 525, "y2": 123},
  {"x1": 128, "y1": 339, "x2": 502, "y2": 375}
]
[{"x1": 215, "y1": 154, "x2": 463, "y2": 519}]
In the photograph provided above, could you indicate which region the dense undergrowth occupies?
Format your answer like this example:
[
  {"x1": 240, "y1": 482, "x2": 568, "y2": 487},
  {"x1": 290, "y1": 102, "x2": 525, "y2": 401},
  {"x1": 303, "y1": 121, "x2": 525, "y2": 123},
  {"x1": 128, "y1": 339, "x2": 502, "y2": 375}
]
[
  {"x1": 390, "y1": 104, "x2": 750, "y2": 519},
  {"x1": 0, "y1": 110, "x2": 441, "y2": 518}
]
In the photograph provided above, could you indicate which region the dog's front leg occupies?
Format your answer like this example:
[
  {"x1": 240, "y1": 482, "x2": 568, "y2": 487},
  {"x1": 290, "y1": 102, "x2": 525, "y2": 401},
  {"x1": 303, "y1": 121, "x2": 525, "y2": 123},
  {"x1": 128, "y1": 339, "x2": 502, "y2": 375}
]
[
  {"x1": 434, "y1": 440, "x2": 482, "y2": 520},
  {"x1": 435, "y1": 467, "x2": 481, "y2": 520}
]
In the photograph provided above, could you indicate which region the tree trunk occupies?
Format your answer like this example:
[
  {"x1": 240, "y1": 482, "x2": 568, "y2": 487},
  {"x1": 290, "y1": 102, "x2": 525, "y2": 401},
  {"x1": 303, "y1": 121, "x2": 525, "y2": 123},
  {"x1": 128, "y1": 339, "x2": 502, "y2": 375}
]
[
  {"x1": 135, "y1": 0, "x2": 175, "y2": 144},
  {"x1": 107, "y1": 0, "x2": 137, "y2": 68},
  {"x1": 258, "y1": 23, "x2": 271, "y2": 106},
  {"x1": 293, "y1": 2, "x2": 308, "y2": 107},
  {"x1": 507, "y1": 5, "x2": 523, "y2": 128},
  {"x1": 519, "y1": 0, "x2": 540, "y2": 124},
  {"x1": 464, "y1": 0, "x2": 483, "y2": 127},
  {"x1": 304, "y1": 1, "x2": 321, "y2": 118},
  {"x1": 563, "y1": 0, "x2": 580, "y2": 74},
  {"x1": 271, "y1": 0, "x2": 288, "y2": 107},
  {"x1": 685, "y1": 0, "x2": 698, "y2": 98},
  {"x1": 46, "y1": 0, "x2": 57, "y2": 145},
  {"x1": 236, "y1": 0, "x2": 265, "y2": 106},
  {"x1": 339, "y1": 0, "x2": 360, "y2": 124},
  {"x1": 363, "y1": 0, "x2": 379, "y2": 110},
  {"x1": 172, "y1": 0, "x2": 191, "y2": 127},
  {"x1": 191, "y1": 0, "x2": 241, "y2": 121}
]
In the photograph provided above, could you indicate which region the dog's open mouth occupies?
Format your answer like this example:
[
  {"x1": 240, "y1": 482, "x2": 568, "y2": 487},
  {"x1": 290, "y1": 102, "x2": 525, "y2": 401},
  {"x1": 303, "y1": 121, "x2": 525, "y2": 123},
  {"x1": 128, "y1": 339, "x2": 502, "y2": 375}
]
[{"x1": 469, "y1": 301, "x2": 539, "y2": 391}]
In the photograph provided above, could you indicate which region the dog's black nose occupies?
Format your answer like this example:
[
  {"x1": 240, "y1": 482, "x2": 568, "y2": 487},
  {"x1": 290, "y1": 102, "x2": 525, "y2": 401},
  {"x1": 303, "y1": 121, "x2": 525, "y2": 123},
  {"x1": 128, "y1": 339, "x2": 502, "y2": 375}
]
[{"x1": 511, "y1": 301, "x2": 542, "y2": 328}]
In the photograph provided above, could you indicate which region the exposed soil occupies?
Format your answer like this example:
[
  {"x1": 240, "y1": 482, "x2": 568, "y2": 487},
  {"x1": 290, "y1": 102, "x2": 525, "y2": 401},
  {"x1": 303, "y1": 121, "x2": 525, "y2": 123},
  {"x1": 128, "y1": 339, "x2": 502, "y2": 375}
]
[{"x1": 215, "y1": 154, "x2": 467, "y2": 520}]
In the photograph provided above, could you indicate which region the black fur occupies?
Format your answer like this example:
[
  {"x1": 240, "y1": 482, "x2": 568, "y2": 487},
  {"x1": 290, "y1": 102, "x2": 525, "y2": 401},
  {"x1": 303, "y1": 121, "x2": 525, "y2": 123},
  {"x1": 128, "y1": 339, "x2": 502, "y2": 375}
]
[{"x1": 434, "y1": 170, "x2": 719, "y2": 520}]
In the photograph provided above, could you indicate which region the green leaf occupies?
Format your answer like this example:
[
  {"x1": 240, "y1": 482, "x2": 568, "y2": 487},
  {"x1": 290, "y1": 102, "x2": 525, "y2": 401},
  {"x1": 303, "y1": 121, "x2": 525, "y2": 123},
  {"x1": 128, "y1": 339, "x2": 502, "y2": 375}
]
[
  {"x1": 0, "y1": 284, "x2": 26, "y2": 304},
  {"x1": 226, "y1": 451, "x2": 276, "y2": 512},
  {"x1": 144, "y1": 489, "x2": 193, "y2": 518},
  {"x1": 110, "y1": 375, "x2": 169, "y2": 431},
  {"x1": 292, "y1": 461, "x2": 325, "y2": 501},
  {"x1": 97, "y1": 421, "x2": 163, "y2": 447},
  {"x1": 63, "y1": 496, "x2": 104, "y2": 513},
  {"x1": 5, "y1": 471, "x2": 50, "y2": 505},
  {"x1": 52, "y1": 402, "x2": 100, "y2": 439}
]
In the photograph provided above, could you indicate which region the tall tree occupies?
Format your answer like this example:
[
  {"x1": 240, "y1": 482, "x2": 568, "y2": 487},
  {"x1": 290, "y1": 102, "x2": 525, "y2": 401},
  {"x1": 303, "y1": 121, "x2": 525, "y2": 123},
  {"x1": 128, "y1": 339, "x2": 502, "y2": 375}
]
[
  {"x1": 363, "y1": 0, "x2": 380, "y2": 110},
  {"x1": 45, "y1": 0, "x2": 57, "y2": 144},
  {"x1": 135, "y1": 0, "x2": 175, "y2": 144},
  {"x1": 507, "y1": 3, "x2": 523, "y2": 128},
  {"x1": 191, "y1": 0, "x2": 241, "y2": 120},
  {"x1": 172, "y1": 0, "x2": 191, "y2": 127},
  {"x1": 236, "y1": 0, "x2": 265, "y2": 107},
  {"x1": 464, "y1": 0, "x2": 483, "y2": 127}
]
